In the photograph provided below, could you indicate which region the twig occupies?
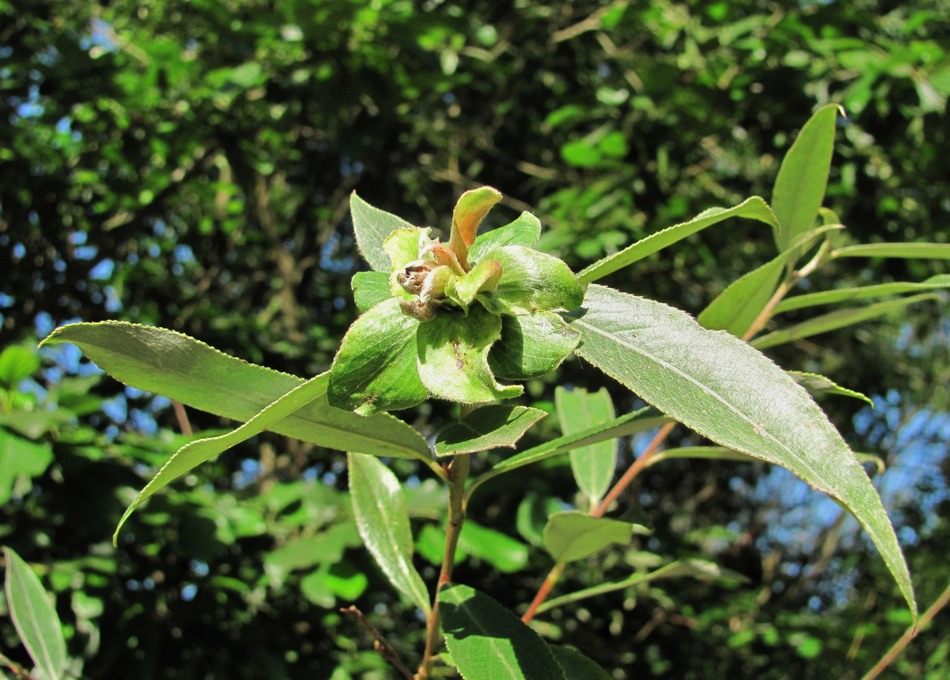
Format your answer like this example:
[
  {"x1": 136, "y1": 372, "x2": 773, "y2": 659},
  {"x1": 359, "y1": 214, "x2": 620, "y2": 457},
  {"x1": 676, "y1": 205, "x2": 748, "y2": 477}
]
[
  {"x1": 171, "y1": 400, "x2": 192, "y2": 436},
  {"x1": 416, "y1": 454, "x2": 470, "y2": 679},
  {"x1": 340, "y1": 606, "x2": 413, "y2": 680},
  {"x1": 862, "y1": 580, "x2": 950, "y2": 680},
  {"x1": 522, "y1": 422, "x2": 676, "y2": 624}
]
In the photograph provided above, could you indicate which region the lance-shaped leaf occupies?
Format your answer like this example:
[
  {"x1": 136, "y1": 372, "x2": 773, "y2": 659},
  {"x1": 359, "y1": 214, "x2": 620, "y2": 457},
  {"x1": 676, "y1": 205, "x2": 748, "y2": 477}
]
[
  {"x1": 439, "y1": 583, "x2": 565, "y2": 680},
  {"x1": 573, "y1": 284, "x2": 916, "y2": 618},
  {"x1": 449, "y1": 186, "x2": 502, "y2": 267},
  {"x1": 577, "y1": 197, "x2": 778, "y2": 284},
  {"x1": 698, "y1": 224, "x2": 842, "y2": 337},
  {"x1": 489, "y1": 312, "x2": 580, "y2": 380},
  {"x1": 536, "y1": 558, "x2": 748, "y2": 615},
  {"x1": 469, "y1": 211, "x2": 542, "y2": 263},
  {"x1": 113, "y1": 374, "x2": 329, "y2": 543},
  {"x1": 556, "y1": 387, "x2": 617, "y2": 505},
  {"x1": 543, "y1": 511, "x2": 649, "y2": 563},
  {"x1": 771, "y1": 104, "x2": 841, "y2": 251},
  {"x1": 416, "y1": 305, "x2": 522, "y2": 404},
  {"x1": 774, "y1": 275, "x2": 950, "y2": 314},
  {"x1": 351, "y1": 271, "x2": 391, "y2": 312},
  {"x1": 481, "y1": 246, "x2": 585, "y2": 314},
  {"x1": 3, "y1": 547, "x2": 67, "y2": 680},
  {"x1": 348, "y1": 453, "x2": 431, "y2": 613},
  {"x1": 351, "y1": 192, "x2": 416, "y2": 272},
  {"x1": 831, "y1": 242, "x2": 950, "y2": 260},
  {"x1": 434, "y1": 405, "x2": 547, "y2": 456},
  {"x1": 752, "y1": 293, "x2": 941, "y2": 350},
  {"x1": 40, "y1": 322, "x2": 430, "y2": 459},
  {"x1": 790, "y1": 372, "x2": 873, "y2": 407},
  {"x1": 328, "y1": 298, "x2": 428, "y2": 414},
  {"x1": 490, "y1": 408, "x2": 669, "y2": 475}
]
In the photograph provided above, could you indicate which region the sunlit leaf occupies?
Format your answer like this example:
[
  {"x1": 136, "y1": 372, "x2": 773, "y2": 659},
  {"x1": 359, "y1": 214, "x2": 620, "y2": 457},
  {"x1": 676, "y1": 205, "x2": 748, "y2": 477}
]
[
  {"x1": 831, "y1": 242, "x2": 950, "y2": 260},
  {"x1": 536, "y1": 558, "x2": 749, "y2": 615},
  {"x1": 3, "y1": 547, "x2": 67, "y2": 680},
  {"x1": 789, "y1": 371, "x2": 873, "y2": 407},
  {"x1": 40, "y1": 322, "x2": 430, "y2": 459},
  {"x1": 752, "y1": 293, "x2": 941, "y2": 350},
  {"x1": 328, "y1": 298, "x2": 428, "y2": 414},
  {"x1": 574, "y1": 284, "x2": 916, "y2": 618},
  {"x1": 469, "y1": 212, "x2": 542, "y2": 263},
  {"x1": 577, "y1": 197, "x2": 778, "y2": 284},
  {"x1": 434, "y1": 405, "x2": 547, "y2": 456},
  {"x1": 543, "y1": 511, "x2": 649, "y2": 563},
  {"x1": 489, "y1": 312, "x2": 580, "y2": 380},
  {"x1": 351, "y1": 192, "x2": 415, "y2": 272},
  {"x1": 771, "y1": 104, "x2": 841, "y2": 250},
  {"x1": 774, "y1": 275, "x2": 950, "y2": 314},
  {"x1": 440, "y1": 583, "x2": 565, "y2": 680},
  {"x1": 348, "y1": 453, "x2": 431, "y2": 613},
  {"x1": 416, "y1": 305, "x2": 522, "y2": 404},
  {"x1": 114, "y1": 373, "x2": 330, "y2": 543},
  {"x1": 555, "y1": 387, "x2": 616, "y2": 505}
]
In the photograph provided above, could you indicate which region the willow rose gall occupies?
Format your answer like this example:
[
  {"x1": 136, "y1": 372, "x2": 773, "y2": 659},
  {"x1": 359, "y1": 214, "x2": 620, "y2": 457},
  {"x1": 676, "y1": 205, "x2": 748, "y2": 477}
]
[{"x1": 327, "y1": 187, "x2": 585, "y2": 414}]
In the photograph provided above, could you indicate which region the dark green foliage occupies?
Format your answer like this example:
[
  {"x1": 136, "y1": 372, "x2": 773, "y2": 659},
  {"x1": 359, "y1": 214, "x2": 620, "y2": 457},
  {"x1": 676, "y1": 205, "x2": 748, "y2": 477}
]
[{"x1": 1, "y1": 1, "x2": 948, "y2": 678}]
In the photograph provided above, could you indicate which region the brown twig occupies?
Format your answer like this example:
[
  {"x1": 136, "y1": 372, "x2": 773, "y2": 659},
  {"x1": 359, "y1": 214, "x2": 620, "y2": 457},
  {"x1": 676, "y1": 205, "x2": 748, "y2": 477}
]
[
  {"x1": 522, "y1": 422, "x2": 677, "y2": 624},
  {"x1": 862, "y1": 580, "x2": 950, "y2": 680},
  {"x1": 340, "y1": 606, "x2": 414, "y2": 680},
  {"x1": 171, "y1": 400, "x2": 192, "y2": 436}
]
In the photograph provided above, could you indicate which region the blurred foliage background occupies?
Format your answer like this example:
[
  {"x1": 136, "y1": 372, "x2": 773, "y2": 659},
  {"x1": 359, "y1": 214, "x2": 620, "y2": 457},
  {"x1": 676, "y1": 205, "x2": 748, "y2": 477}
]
[{"x1": 1, "y1": 0, "x2": 948, "y2": 678}]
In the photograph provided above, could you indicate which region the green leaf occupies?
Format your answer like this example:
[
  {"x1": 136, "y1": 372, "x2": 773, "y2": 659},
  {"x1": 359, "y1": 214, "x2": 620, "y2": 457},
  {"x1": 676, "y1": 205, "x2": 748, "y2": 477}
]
[
  {"x1": 439, "y1": 583, "x2": 565, "y2": 680},
  {"x1": 383, "y1": 227, "x2": 427, "y2": 272},
  {"x1": 577, "y1": 197, "x2": 778, "y2": 284},
  {"x1": 774, "y1": 275, "x2": 950, "y2": 314},
  {"x1": 698, "y1": 224, "x2": 842, "y2": 337},
  {"x1": 543, "y1": 511, "x2": 649, "y2": 563},
  {"x1": 536, "y1": 558, "x2": 749, "y2": 615},
  {"x1": 789, "y1": 372, "x2": 873, "y2": 407},
  {"x1": 0, "y1": 429, "x2": 54, "y2": 505},
  {"x1": 752, "y1": 293, "x2": 941, "y2": 350},
  {"x1": 347, "y1": 452, "x2": 431, "y2": 613},
  {"x1": 40, "y1": 322, "x2": 430, "y2": 459},
  {"x1": 451, "y1": 258, "x2": 503, "y2": 308},
  {"x1": 555, "y1": 387, "x2": 617, "y2": 505},
  {"x1": 328, "y1": 298, "x2": 428, "y2": 414},
  {"x1": 574, "y1": 284, "x2": 916, "y2": 618},
  {"x1": 0, "y1": 346, "x2": 40, "y2": 386},
  {"x1": 481, "y1": 246, "x2": 585, "y2": 314},
  {"x1": 469, "y1": 212, "x2": 542, "y2": 263},
  {"x1": 434, "y1": 405, "x2": 547, "y2": 456},
  {"x1": 489, "y1": 312, "x2": 580, "y2": 380},
  {"x1": 459, "y1": 522, "x2": 530, "y2": 573},
  {"x1": 351, "y1": 271, "x2": 392, "y2": 312},
  {"x1": 3, "y1": 547, "x2": 67, "y2": 680},
  {"x1": 831, "y1": 242, "x2": 950, "y2": 260},
  {"x1": 771, "y1": 104, "x2": 841, "y2": 250},
  {"x1": 416, "y1": 305, "x2": 522, "y2": 404},
  {"x1": 114, "y1": 373, "x2": 330, "y2": 543},
  {"x1": 647, "y1": 446, "x2": 756, "y2": 467},
  {"x1": 550, "y1": 646, "x2": 613, "y2": 680},
  {"x1": 490, "y1": 408, "x2": 669, "y2": 476},
  {"x1": 351, "y1": 191, "x2": 415, "y2": 272}
]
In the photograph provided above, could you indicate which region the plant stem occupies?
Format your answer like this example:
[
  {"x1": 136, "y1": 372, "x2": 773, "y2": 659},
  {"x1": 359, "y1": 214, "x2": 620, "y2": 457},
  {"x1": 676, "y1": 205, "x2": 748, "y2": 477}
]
[
  {"x1": 862, "y1": 579, "x2": 950, "y2": 680},
  {"x1": 340, "y1": 606, "x2": 414, "y2": 679},
  {"x1": 521, "y1": 422, "x2": 676, "y2": 624},
  {"x1": 416, "y1": 453, "x2": 470, "y2": 679}
]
